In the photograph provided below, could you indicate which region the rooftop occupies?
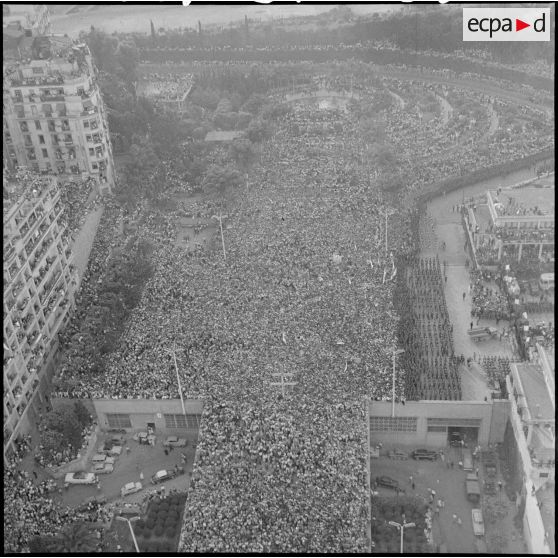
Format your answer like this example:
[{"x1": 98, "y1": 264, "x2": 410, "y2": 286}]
[
  {"x1": 489, "y1": 187, "x2": 555, "y2": 219},
  {"x1": 204, "y1": 130, "x2": 244, "y2": 142},
  {"x1": 515, "y1": 362, "x2": 554, "y2": 421}
]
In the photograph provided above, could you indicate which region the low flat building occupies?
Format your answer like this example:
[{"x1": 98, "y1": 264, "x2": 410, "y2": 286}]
[
  {"x1": 204, "y1": 130, "x2": 244, "y2": 142},
  {"x1": 466, "y1": 183, "x2": 554, "y2": 266}
]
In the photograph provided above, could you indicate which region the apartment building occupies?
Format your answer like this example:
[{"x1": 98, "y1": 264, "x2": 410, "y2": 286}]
[
  {"x1": 3, "y1": 35, "x2": 115, "y2": 194},
  {"x1": 505, "y1": 347, "x2": 554, "y2": 554},
  {"x1": 3, "y1": 171, "x2": 78, "y2": 460}
]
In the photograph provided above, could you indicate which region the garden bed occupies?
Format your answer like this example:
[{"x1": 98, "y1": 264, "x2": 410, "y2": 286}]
[{"x1": 133, "y1": 493, "x2": 187, "y2": 553}]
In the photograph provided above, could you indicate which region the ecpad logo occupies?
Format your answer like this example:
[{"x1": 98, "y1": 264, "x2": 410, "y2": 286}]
[{"x1": 463, "y1": 8, "x2": 550, "y2": 41}]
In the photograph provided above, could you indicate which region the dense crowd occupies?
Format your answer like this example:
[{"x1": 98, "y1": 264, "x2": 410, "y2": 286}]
[
  {"x1": 35, "y1": 63, "x2": 553, "y2": 552},
  {"x1": 4, "y1": 455, "x2": 110, "y2": 553},
  {"x1": 137, "y1": 72, "x2": 195, "y2": 100}
]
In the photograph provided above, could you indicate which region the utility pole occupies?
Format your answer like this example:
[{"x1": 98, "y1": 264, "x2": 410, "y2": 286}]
[
  {"x1": 392, "y1": 349, "x2": 405, "y2": 418},
  {"x1": 385, "y1": 210, "x2": 388, "y2": 255},
  {"x1": 212, "y1": 213, "x2": 228, "y2": 261},
  {"x1": 171, "y1": 348, "x2": 186, "y2": 416},
  {"x1": 388, "y1": 515, "x2": 416, "y2": 554},
  {"x1": 270, "y1": 372, "x2": 297, "y2": 397}
]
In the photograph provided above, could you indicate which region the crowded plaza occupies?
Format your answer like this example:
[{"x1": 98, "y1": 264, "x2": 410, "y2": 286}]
[{"x1": 3, "y1": 5, "x2": 554, "y2": 550}]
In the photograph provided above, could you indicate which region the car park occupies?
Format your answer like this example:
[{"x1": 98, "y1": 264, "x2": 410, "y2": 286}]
[
  {"x1": 64, "y1": 472, "x2": 97, "y2": 485},
  {"x1": 375, "y1": 476, "x2": 402, "y2": 491},
  {"x1": 411, "y1": 449, "x2": 438, "y2": 461},
  {"x1": 163, "y1": 435, "x2": 187, "y2": 448},
  {"x1": 121, "y1": 481, "x2": 143, "y2": 497},
  {"x1": 151, "y1": 469, "x2": 176, "y2": 484}
]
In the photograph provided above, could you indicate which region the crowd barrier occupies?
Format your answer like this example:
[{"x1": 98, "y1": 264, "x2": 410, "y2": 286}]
[{"x1": 417, "y1": 148, "x2": 554, "y2": 207}]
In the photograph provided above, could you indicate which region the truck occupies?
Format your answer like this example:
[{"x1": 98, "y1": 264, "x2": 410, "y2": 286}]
[{"x1": 466, "y1": 477, "x2": 481, "y2": 504}]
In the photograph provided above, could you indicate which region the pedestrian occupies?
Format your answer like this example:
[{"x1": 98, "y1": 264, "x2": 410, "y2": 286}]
[
  {"x1": 32, "y1": 470, "x2": 38, "y2": 479},
  {"x1": 470, "y1": 321, "x2": 473, "y2": 330},
  {"x1": 452, "y1": 513, "x2": 457, "y2": 523},
  {"x1": 431, "y1": 489, "x2": 436, "y2": 497},
  {"x1": 498, "y1": 480, "x2": 503, "y2": 491},
  {"x1": 475, "y1": 468, "x2": 479, "y2": 477},
  {"x1": 411, "y1": 481, "x2": 415, "y2": 490},
  {"x1": 139, "y1": 471, "x2": 144, "y2": 481},
  {"x1": 463, "y1": 292, "x2": 466, "y2": 301},
  {"x1": 434, "y1": 506, "x2": 439, "y2": 516},
  {"x1": 409, "y1": 475, "x2": 413, "y2": 485},
  {"x1": 450, "y1": 461, "x2": 454, "y2": 469},
  {"x1": 441, "y1": 498, "x2": 445, "y2": 508},
  {"x1": 440, "y1": 452, "x2": 445, "y2": 463},
  {"x1": 97, "y1": 482, "x2": 101, "y2": 492},
  {"x1": 458, "y1": 461, "x2": 463, "y2": 469},
  {"x1": 164, "y1": 448, "x2": 169, "y2": 456},
  {"x1": 457, "y1": 517, "x2": 462, "y2": 526},
  {"x1": 126, "y1": 446, "x2": 131, "y2": 455}
]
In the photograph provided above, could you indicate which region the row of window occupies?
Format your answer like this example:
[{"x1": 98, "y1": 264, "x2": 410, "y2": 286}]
[
  {"x1": 105, "y1": 413, "x2": 202, "y2": 430},
  {"x1": 370, "y1": 416, "x2": 418, "y2": 432},
  {"x1": 426, "y1": 418, "x2": 482, "y2": 427}
]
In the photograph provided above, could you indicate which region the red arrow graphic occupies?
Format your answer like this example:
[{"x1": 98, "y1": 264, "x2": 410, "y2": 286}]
[{"x1": 516, "y1": 19, "x2": 530, "y2": 31}]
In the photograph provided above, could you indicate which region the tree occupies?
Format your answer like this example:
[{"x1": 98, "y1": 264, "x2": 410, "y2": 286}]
[
  {"x1": 229, "y1": 138, "x2": 256, "y2": 169},
  {"x1": 44, "y1": 405, "x2": 83, "y2": 451},
  {"x1": 127, "y1": 138, "x2": 160, "y2": 179},
  {"x1": 51, "y1": 523, "x2": 98, "y2": 553},
  {"x1": 202, "y1": 164, "x2": 243, "y2": 196},
  {"x1": 73, "y1": 401, "x2": 91, "y2": 428},
  {"x1": 246, "y1": 118, "x2": 271, "y2": 143}
]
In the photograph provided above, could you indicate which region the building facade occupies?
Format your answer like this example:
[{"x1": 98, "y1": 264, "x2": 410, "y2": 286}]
[
  {"x1": 467, "y1": 186, "x2": 555, "y2": 265},
  {"x1": 3, "y1": 172, "x2": 79, "y2": 459},
  {"x1": 3, "y1": 37, "x2": 115, "y2": 194}
]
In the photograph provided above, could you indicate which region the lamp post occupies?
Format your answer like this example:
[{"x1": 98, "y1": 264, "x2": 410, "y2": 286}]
[
  {"x1": 116, "y1": 516, "x2": 140, "y2": 553},
  {"x1": 212, "y1": 213, "x2": 228, "y2": 261},
  {"x1": 388, "y1": 514, "x2": 416, "y2": 554},
  {"x1": 392, "y1": 349, "x2": 405, "y2": 418}
]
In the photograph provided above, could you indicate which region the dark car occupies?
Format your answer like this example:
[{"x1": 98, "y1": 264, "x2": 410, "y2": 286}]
[
  {"x1": 388, "y1": 449, "x2": 409, "y2": 460},
  {"x1": 411, "y1": 449, "x2": 438, "y2": 461},
  {"x1": 150, "y1": 469, "x2": 176, "y2": 484},
  {"x1": 375, "y1": 476, "x2": 402, "y2": 491}
]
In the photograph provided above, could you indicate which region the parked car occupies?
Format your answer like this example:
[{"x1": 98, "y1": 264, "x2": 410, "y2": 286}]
[
  {"x1": 108, "y1": 434, "x2": 125, "y2": 445},
  {"x1": 163, "y1": 436, "x2": 187, "y2": 448},
  {"x1": 388, "y1": 449, "x2": 408, "y2": 460},
  {"x1": 411, "y1": 449, "x2": 438, "y2": 461},
  {"x1": 151, "y1": 469, "x2": 176, "y2": 484},
  {"x1": 65, "y1": 472, "x2": 97, "y2": 485},
  {"x1": 93, "y1": 463, "x2": 114, "y2": 475},
  {"x1": 472, "y1": 508, "x2": 485, "y2": 536},
  {"x1": 121, "y1": 481, "x2": 143, "y2": 497},
  {"x1": 107, "y1": 428, "x2": 126, "y2": 434},
  {"x1": 375, "y1": 476, "x2": 402, "y2": 491}
]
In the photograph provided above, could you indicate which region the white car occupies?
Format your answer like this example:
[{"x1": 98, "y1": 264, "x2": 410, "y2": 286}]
[
  {"x1": 472, "y1": 508, "x2": 485, "y2": 537},
  {"x1": 65, "y1": 472, "x2": 97, "y2": 485},
  {"x1": 121, "y1": 481, "x2": 143, "y2": 497}
]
